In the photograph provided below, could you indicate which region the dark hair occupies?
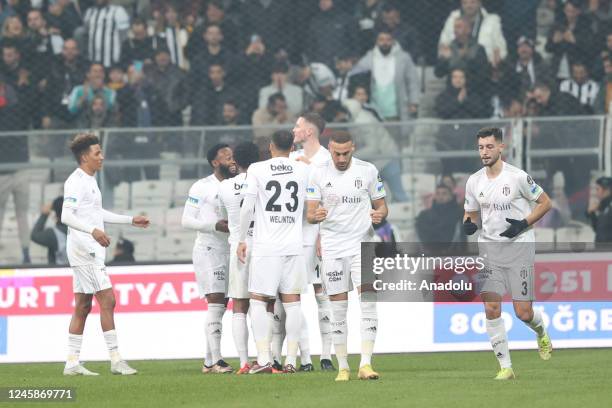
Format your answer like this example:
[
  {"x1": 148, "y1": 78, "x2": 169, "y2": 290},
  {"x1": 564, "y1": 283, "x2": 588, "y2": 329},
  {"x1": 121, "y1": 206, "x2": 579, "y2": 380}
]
[
  {"x1": 131, "y1": 17, "x2": 147, "y2": 27},
  {"x1": 376, "y1": 27, "x2": 394, "y2": 38},
  {"x1": 52, "y1": 196, "x2": 64, "y2": 222},
  {"x1": 533, "y1": 81, "x2": 551, "y2": 91},
  {"x1": 208, "y1": 0, "x2": 224, "y2": 10},
  {"x1": 271, "y1": 62, "x2": 289, "y2": 74},
  {"x1": 233, "y1": 142, "x2": 259, "y2": 169},
  {"x1": 69, "y1": 133, "x2": 100, "y2": 163},
  {"x1": 300, "y1": 112, "x2": 326, "y2": 135},
  {"x1": 223, "y1": 98, "x2": 239, "y2": 109},
  {"x1": 329, "y1": 130, "x2": 353, "y2": 144},
  {"x1": 476, "y1": 127, "x2": 503, "y2": 142},
  {"x1": 205, "y1": 23, "x2": 222, "y2": 33},
  {"x1": 436, "y1": 183, "x2": 453, "y2": 194},
  {"x1": 382, "y1": 2, "x2": 400, "y2": 13},
  {"x1": 207, "y1": 143, "x2": 230, "y2": 166},
  {"x1": 267, "y1": 92, "x2": 286, "y2": 107},
  {"x1": 272, "y1": 130, "x2": 294, "y2": 151},
  {"x1": 596, "y1": 176, "x2": 612, "y2": 190}
]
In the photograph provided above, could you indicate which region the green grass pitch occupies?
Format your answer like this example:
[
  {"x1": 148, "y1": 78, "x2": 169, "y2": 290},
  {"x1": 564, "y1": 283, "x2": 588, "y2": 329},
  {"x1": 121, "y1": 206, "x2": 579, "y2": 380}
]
[{"x1": 2, "y1": 348, "x2": 610, "y2": 408}]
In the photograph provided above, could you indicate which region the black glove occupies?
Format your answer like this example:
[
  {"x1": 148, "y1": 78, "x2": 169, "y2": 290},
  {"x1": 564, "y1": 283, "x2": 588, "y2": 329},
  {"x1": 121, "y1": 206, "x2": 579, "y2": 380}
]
[
  {"x1": 463, "y1": 217, "x2": 478, "y2": 235},
  {"x1": 499, "y1": 218, "x2": 528, "y2": 238}
]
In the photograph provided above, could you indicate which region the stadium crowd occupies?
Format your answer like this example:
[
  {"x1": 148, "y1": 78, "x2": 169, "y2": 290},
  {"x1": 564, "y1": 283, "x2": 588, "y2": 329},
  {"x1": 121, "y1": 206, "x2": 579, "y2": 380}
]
[{"x1": 1, "y1": 0, "x2": 612, "y2": 134}]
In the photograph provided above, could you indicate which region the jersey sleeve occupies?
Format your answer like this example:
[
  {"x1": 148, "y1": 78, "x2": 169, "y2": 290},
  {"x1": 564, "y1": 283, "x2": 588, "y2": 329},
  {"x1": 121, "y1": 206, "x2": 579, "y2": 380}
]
[
  {"x1": 368, "y1": 165, "x2": 386, "y2": 200},
  {"x1": 518, "y1": 171, "x2": 544, "y2": 202},
  {"x1": 464, "y1": 176, "x2": 479, "y2": 212},
  {"x1": 63, "y1": 177, "x2": 83, "y2": 210},
  {"x1": 115, "y1": 6, "x2": 131, "y2": 30},
  {"x1": 244, "y1": 167, "x2": 258, "y2": 197},
  {"x1": 185, "y1": 183, "x2": 204, "y2": 211},
  {"x1": 306, "y1": 167, "x2": 322, "y2": 201}
]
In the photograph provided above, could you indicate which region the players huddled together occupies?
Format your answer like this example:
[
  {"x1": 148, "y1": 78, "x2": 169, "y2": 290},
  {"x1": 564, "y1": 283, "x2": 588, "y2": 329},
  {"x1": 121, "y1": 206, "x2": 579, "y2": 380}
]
[{"x1": 60, "y1": 122, "x2": 553, "y2": 381}]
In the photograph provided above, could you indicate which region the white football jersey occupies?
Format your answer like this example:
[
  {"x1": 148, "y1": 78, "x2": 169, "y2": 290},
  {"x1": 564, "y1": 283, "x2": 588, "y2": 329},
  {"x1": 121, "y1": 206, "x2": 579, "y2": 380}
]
[
  {"x1": 244, "y1": 157, "x2": 309, "y2": 256},
  {"x1": 218, "y1": 172, "x2": 252, "y2": 245},
  {"x1": 63, "y1": 167, "x2": 105, "y2": 266},
  {"x1": 184, "y1": 174, "x2": 229, "y2": 250},
  {"x1": 464, "y1": 161, "x2": 543, "y2": 243},
  {"x1": 307, "y1": 157, "x2": 386, "y2": 258},
  {"x1": 290, "y1": 146, "x2": 331, "y2": 246}
]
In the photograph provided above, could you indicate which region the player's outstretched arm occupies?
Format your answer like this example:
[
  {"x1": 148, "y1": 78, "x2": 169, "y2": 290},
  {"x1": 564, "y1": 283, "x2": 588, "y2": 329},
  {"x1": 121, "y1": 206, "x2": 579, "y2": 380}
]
[
  {"x1": 370, "y1": 198, "x2": 388, "y2": 224},
  {"x1": 181, "y1": 204, "x2": 215, "y2": 233}
]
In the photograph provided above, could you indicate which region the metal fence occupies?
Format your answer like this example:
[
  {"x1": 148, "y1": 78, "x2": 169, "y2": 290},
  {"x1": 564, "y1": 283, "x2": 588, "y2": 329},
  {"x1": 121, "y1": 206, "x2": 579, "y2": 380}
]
[{"x1": 0, "y1": 115, "x2": 608, "y2": 266}]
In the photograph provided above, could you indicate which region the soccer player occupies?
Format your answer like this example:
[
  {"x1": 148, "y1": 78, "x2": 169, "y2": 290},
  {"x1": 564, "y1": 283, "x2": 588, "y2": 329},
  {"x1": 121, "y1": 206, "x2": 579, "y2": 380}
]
[
  {"x1": 182, "y1": 143, "x2": 236, "y2": 374},
  {"x1": 237, "y1": 130, "x2": 309, "y2": 374},
  {"x1": 306, "y1": 131, "x2": 388, "y2": 382},
  {"x1": 217, "y1": 142, "x2": 260, "y2": 374},
  {"x1": 290, "y1": 112, "x2": 334, "y2": 371},
  {"x1": 61, "y1": 133, "x2": 150, "y2": 376},
  {"x1": 463, "y1": 127, "x2": 553, "y2": 380}
]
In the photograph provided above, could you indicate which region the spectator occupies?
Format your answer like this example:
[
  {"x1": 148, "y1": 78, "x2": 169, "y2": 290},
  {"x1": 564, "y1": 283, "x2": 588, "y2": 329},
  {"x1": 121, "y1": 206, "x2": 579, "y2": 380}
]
[
  {"x1": 594, "y1": 56, "x2": 612, "y2": 113},
  {"x1": 204, "y1": 0, "x2": 239, "y2": 52},
  {"x1": 191, "y1": 63, "x2": 237, "y2": 126},
  {"x1": 252, "y1": 92, "x2": 296, "y2": 140},
  {"x1": 0, "y1": 75, "x2": 30, "y2": 264},
  {"x1": 438, "y1": 0, "x2": 507, "y2": 66},
  {"x1": 110, "y1": 238, "x2": 135, "y2": 264},
  {"x1": 82, "y1": 0, "x2": 130, "y2": 68},
  {"x1": 501, "y1": 36, "x2": 551, "y2": 101},
  {"x1": 119, "y1": 17, "x2": 155, "y2": 69},
  {"x1": 107, "y1": 65, "x2": 126, "y2": 91},
  {"x1": 376, "y1": 2, "x2": 421, "y2": 62},
  {"x1": 221, "y1": 99, "x2": 246, "y2": 126},
  {"x1": 306, "y1": 0, "x2": 358, "y2": 69},
  {"x1": 592, "y1": 29, "x2": 612, "y2": 81},
  {"x1": 435, "y1": 68, "x2": 488, "y2": 119},
  {"x1": 1, "y1": 15, "x2": 32, "y2": 62},
  {"x1": 116, "y1": 64, "x2": 153, "y2": 127},
  {"x1": 0, "y1": 44, "x2": 37, "y2": 129},
  {"x1": 258, "y1": 62, "x2": 303, "y2": 118},
  {"x1": 354, "y1": 29, "x2": 419, "y2": 121},
  {"x1": 435, "y1": 17, "x2": 490, "y2": 84},
  {"x1": 559, "y1": 61, "x2": 600, "y2": 113},
  {"x1": 145, "y1": 46, "x2": 188, "y2": 126},
  {"x1": 333, "y1": 50, "x2": 358, "y2": 103},
  {"x1": 239, "y1": 0, "x2": 292, "y2": 56},
  {"x1": 78, "y1": 93, "x2": 117, "y2": 128},
  {"x1": 67, "y1": 63, "x2": 116, "y2": 116},
  {"x1": 155, "y1": 2, "x2": 189, "y2": 70},
  {"x1": 26, "y1": 9, "x2": 63, "y2": 61},
  {"x1": 354, "y1": 0, "x2": 385, "y2": 55},
  {"x1": 587, "y1": 176, "x2": 612, "y2": 243},
  {"x1": 189, "y1": 24, "x2": 236, "y2": 83},
  {"x1": 30, "y1": 196, "x2": 68, "y2": 265},
  {"x1": 528, "y1": 81, "x2": 585, "y2": 116},
  {"x1": 343, "y1": 97, "x2": 409, "y2": 202},
  {"x1": 545, "y1": 0, "x2": 595, "y2": 81},
  {"x1": 45, "y1": 0, "x2": 83, "y2": 40},
  {"x1": 416, "y1": 184, "x2": 465, "y2": 246},
  {"x1": 42, "y1": 39, "x2": 88, "y2": 129},
  {"x1": 293, "y1": 61, "x2": 336, "y2": 109},
  {"x1": 500, "y1": 0, "x2": 539, "y2": 51},
  {"x1": 236, "y1": 34, "x2": 273, "y2": 117}
]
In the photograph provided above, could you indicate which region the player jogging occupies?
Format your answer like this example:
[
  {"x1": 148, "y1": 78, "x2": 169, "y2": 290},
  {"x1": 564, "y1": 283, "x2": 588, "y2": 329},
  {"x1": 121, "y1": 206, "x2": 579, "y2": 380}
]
[
  {"x1": 238, "y1": 130, "x2": 309, "y2": 374},
  {"x1": 289, "y1": 112, "x2": 334, "y2": 371},
  {"x1": 463, "y1": 127, "x2": 553, "y2": 380},
  {"x1": 217, "y1": 142, "x2": 260, "y2": 375},
  {"x1": 182, "y1": 143, "x2": 236, "y2": 373},
  {"x1": 306, "y1": 131, "x2": 388, "y2": 382},
  {"x1": 61, "y1": 133, "x2": 150, "y2": 376}
]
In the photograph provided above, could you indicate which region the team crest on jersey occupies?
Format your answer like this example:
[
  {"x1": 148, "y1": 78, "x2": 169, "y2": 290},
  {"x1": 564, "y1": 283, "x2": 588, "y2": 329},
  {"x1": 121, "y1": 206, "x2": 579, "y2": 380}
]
[
  {"x1": 502, "y1": 184, "x2": 510, "y2": 196},
  {"x1": 520, "y1": 267, "x2": 528, "y2": 279},
  {"x1": 354, "y1": 178, "x2": 363, "y2": 189}
]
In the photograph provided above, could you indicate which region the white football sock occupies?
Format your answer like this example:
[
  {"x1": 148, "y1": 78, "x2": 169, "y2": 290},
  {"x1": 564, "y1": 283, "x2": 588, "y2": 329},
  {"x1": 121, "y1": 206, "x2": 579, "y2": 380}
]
[
  {"x1": 359, "y1": 300, "x2": 378, "y2": 367},
  {"x1": 525, "y1": 308, "x2": 546, "y2": 337},
  {"x1": 250, "y1": 299, "x2": 271, "y2": 366},
  {"x1": 315, "y1": 293, "x2": 332, "y2": 361},
  {"x1": 331, "y1": 300, "x2": 349, "y2": 370},
  {"x1": 486, "y1": 317, "x2": 512, "y2": 369},
  {"x1": 271, "y1": 300, "x2": 285, "y2": 364},
  {"x1": 206, "y1": 303, "x2": 225, "y2": 363},
  {"x1": 299, "y1": 308, "x2": 312, "y2": 365},
  {"x1": 232, "y1": 312, "x2": 249, "y2": 367},
  {"x1": 66, "y1": 334, "x2": 82, "y2": 368},
  {"x1": 283, "y1": 301, "x2": 301, "y2": 367},
  {"x1": 103, "y1": 329, "x2": 121, "y2": 364}
]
